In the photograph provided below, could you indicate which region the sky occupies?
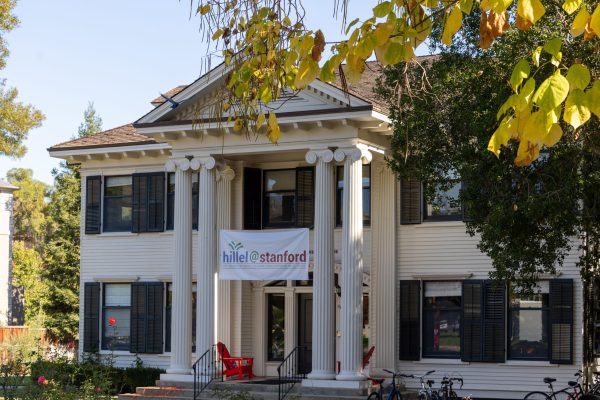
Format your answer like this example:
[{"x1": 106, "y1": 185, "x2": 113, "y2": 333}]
[{"x1": 0, "y1": 1, "x2": 429, "y2": 185}]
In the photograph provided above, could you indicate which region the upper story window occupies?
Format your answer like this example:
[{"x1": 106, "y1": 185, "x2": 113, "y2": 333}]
[
  {"x1": 336, "y1": 164, "x2": 371, "y2": 227},
  {"x1": 508, "y1": 282, "x2": 549, "y2": 361},
  {"x1": 103, "y1": 176, "x2": 132, "y2": 232},
  {"x1": 264, "y1": 169, "x2": 296, "y2": 228},
  {"x1": 166, "y1": 172, "x2": 199, "y2": 231},
  {"x1": 423, "y1": 180, "x2": 462, "y2": 222},
  {"x1": 260, "y1": 167, "x2": 314, "y2": 229}
]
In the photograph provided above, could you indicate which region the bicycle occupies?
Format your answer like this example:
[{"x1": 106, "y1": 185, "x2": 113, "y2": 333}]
[
  {"x1": 366, "y1": 368, "x2": 409, "y2": 400},
  {"x1": 400, "y1": 370, "x2": 437, "y2": 400},
  {"x1": 438, "y1": 376, "x2": 463, "y2": 400},
  {"x1": 523, "y1": 373, "x2": 585, "y2": 400}
]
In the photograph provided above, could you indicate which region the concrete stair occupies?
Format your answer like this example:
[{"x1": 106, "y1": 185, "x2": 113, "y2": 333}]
[{"x1": 118, "y1": 378, "x2": 418, "y2": 400}]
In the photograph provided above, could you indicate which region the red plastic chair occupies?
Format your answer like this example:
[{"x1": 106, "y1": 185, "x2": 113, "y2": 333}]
[
  {"x1": 336, "y1": 345, "x2": 376, "y2": 374},
  {"x1": 217, "y1": 342, "x2": 254, "y2": 380}
]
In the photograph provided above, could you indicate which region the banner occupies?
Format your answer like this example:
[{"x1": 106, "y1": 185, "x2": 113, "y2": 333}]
[{"x1": 219, "y1": 229, "x2": 309, "y2": 280}]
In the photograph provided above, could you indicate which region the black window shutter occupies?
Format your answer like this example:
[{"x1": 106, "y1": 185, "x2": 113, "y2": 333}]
[
  {"x1": 461, "y1": 181, "x2": 472, "y2": 222},
  {"x1": 83, "y1": 282, "x2": 100, "y2": 352},
  {"x1": 147, "y1": 173, "x2": 165, "y2": 232},
  {"x1": 243, "y1": 168, "x2": 262, "y2": 230},
  {"x1": 130, "y1": 282, "x2": 164, "y2": 354},
  {"x1": 85, "y1": 176, "x2": 102, "y2": 234},
  {"x1": 482, "y1": 280, "x2": 506, "y2": 362},
  {"x1": 400, "y1": 179, "x2": 422, "y2": 224},
  {"x1": 399, "y1": 280, "x2": 421, "y2": 360},
  {"x1": 132, "y1": 174, "x2": 148, "y2": 233},
  {"x1": 549, "y1": 279, "x2": 574, "y2": 364},
  {"x1": 462, "y1": 280, "x2": 483, "y2": 362},
  {"x1": 296, "y1": 167, "x2": 314, "y2": 228}
]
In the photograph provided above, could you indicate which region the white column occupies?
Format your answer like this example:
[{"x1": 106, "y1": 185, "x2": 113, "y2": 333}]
[
  {"x1": 334, "y1": 145, "x2": 371, "y2": 381},
  {"x1": 165, "y1": 158, "x2": 193, "y2": 375},
  {"x1": 192, "y1": 156, "x2": 217, "y2": 356},
  {"x1": 371, "y1": 160, "x2": 397, "y2": 372},
  {"x1": 216, "y1": 166, "x2": 235, "y2": 347},
  {"x1": 305, "y1": 149, "x2": 336, "y2": 380}
]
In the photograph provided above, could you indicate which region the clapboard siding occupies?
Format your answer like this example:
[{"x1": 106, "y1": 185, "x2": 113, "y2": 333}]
[{"x1": 395, "y1": 214, "x2": 584, "y2": 398}]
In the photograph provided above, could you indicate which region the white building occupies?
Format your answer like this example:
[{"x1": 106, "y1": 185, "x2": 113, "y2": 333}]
[
  {"x1": 48, "y1": 62, "x2": 585, "y2": 399},
  {"x1": 0, "y1": 180, "x2": 18, "y2": 326}
]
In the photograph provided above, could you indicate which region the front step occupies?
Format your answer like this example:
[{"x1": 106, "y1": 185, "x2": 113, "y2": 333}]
[{"x1": 119, "y1": 378, "x2": 418, "y2": 400}]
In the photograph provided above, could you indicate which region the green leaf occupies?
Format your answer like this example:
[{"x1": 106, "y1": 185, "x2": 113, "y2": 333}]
[
  {"x1": 532, "y1": 72, "x2": 569, "y2": 111},
  {"x1": 383, "y1": 40, "x2": 405, "y2": 65},
  {"x1": 561, "y1": 0, "x2": 582, "y2": 14},
  {"x1": 563, "y1": 89, "x2": 591, "y2": 129},
  {"x1": 319, "y1": 58, "x2": 338, "y2": 82},
  {"x1": 294, "y1": 58, "x2": 319, "y2": 89},
  {"x1": 542, "y1": 38, "x2": 562, "y2": 59},
  {"x1": 510, "y1": 59, "x2": 530, "y2": 93},
  {"x1": 566, "y1": 64, "x2": 591, "y2": 91},
  {"x1": 259, "y1": 84, "x2": 272, "y2": 104},
  {"x1": 460, "y1": 0, "x2": 474, "y2": 14},
  {"x1": 345, "y1": 18, "x2": 360, "y2": 34},
  {"x1": 373, "y1": 1, "x2": 393, "y2": 18}
]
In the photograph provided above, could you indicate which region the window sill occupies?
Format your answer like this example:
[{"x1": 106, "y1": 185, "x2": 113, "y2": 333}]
[
  {"x1": 99, "y1": 350, "x2": 134, "y2": 356},
  {"x1": 414, "y1": 358, "x2": 469, "y2": 365},
  {"x1": 416, "y1": 221, "x2": 465, "y2": 228},
  {"x1": 96, "y1": 232, "x2": 139, "y2": 237},
  {"x1": 502, "y1": 360, "x2": 556, "y2": 367}
]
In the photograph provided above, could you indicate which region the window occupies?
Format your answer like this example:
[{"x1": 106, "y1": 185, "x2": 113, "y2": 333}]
[
  {"x1": 102, "y1": 283, "x2": 131, "y2": 350},
  {"x1": 166, "y1": 173, "x2": 199, "y2": 230},
  {"x1": 264, "y1": 170, "x2": 296, "y2": 228},
  {"x1": 267, "y1": 293, "x2": 285, "y2": 361},
  {"x1": 336, "y1": 164, "x2": 371, "y2": 226},
  {"x1": 422, "y1": 281, "x2": 461, "y2": 358},
  {"x1": 423, "y1": 180, "x2": 462, "y2": 221},
  {"x1": 508, "y1": 282, "x2": 549, "y2": 360},
  {"x1": 103, "y1": 176, "x2": 132, "y2": 232},
  {"x1": 165, "y1": 282, "x2": 196, "y2": 352}
]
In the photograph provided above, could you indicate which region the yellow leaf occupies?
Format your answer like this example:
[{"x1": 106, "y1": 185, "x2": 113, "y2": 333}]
[
  {"x1": 422, "y1": 0, "x2": 438, "y2": 8},
  {"x1": 413, "y1": 16, "x2": 433, "y2": 47},
  {"x1": 404, "y1": 42, "x2": 416, "y2": 61},
  {"x1": 492, "y1": 0, "x2": 513, "y2": 14},
  {"x1": 480, "y1": 0, "x2": 494, "y2": 11},
  {"x1": 259, "y1": 84, "x2": 272, "y2": 104},
  {"x1": 571, "y1": 7, "x2": 591, "y2": 37},
  {"x1": 342, "y1": 54, "x2": 366, "y2": 84},
  {"x1": 488, "y1": 116, "x2": 513, "y2": 157},
  {"x1": 532, "y1": 72, "x2": 570, "y2": 111},
  {"x1": 510, "y1": 59, "x2": 530, "y2": 93},
  {"x1": 460, "y1": 0, "x2": 474, "y2": 14},
  {"x1": 442, "y1": 6, "x2": 463, "y2": 46},
  {"x1": 383, "y1": 40, "x2": 405, "y2": 65},
  {"x1": 532, "y1": 46, "x2": 542, "y2": 66},
  {"x1": 199, "y1": 4, "x2": 211, "y2": 15},
  {"x1": 522, "y1": 111, "x2": 550, "y2": 144},
  {"x1": 542, "y1": 38, "x2": 562, "y2": 59},
  {"x1": 320, "y1": 58, "x2": 339, "y2": 82},
  {"x1": 515, "y1": 139, "x2": 540, "y2": 166},
  {"x1": 233, "y1": 118, "x2": 244, "y2": 132},
  {"x1": 591, "y1": 4, "x2": 600, "y2": 37},
  {"x1": 564, "y1": 89, "x2": 591, "y2": 129},
  {"x1": 517, "y1": 0, "x2": 545, "y2": 27},
  {"x1": 543, "y1": 124, "x2": 563, "y2": 147},
  {"x1": 283, "y1": 16, "x2": 292, "y2": 26},
  {"x1": 294, "y1": 58, "x2": 319, "y2": 89},
  {"x1": 355, "y1": 33, "x2": 377, "y2": 59},
  {"x1": 212, "y1": 28, "x2": 224, "y2": 41},
  {"x1": 566, "y1": 64, "x2": 591, "y2": 91},
  {"x1": 267, "y1": 112, "x2": 280, "y2": 143},
  {"x1": 520, "y1": 78, "x2": 536, "y2": 104},
  {"x1": 586, "y1": 81, "x2": 600, "y2": 117},
  {"x1": 562, "y1": 0, "x2": 582, "y2": 14},
  {"x1": 373, "y1": 1, "x2": 393, "y2": 18},
  {"x1": 374, "y1": 22, "x2": 395, "y2": 45},
  {"x1": 256, "y1": 112, "x2": 266, "y2": 130}
]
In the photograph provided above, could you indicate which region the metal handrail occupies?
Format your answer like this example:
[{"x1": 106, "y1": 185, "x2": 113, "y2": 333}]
[
  {"x1": 192, "y1": 344, "x2": 223, "y2": 400},
  {"x1": 277, "y1": 346, "x2": 307, "y2": 400}
]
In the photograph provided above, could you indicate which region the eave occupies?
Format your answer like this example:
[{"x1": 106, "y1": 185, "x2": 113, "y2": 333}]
[{"x1": 48, "y1": 142, "x2": 171, "y2": 162}]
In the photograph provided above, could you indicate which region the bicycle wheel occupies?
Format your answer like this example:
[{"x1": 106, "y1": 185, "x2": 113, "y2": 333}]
[
  {"x1": 368, "y1": 391, "x2": 382, "y2": 400},
  {"x1": 580, "y1": 395, "x2": 600, "y2": 400},
  {"x1": 388, "y1": 391, "x2": 402, "y2": 400},
  {"x1": 418, "y1": 394, "x2": 431, "y2": 400},
  {"x1": 523, "y1": 391, "x2": 551, "y2": 400}
]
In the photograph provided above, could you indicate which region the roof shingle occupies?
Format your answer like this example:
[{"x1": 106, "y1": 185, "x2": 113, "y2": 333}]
[{"x1": 48, "y1": 124, "x2": 156, "y2": 151}]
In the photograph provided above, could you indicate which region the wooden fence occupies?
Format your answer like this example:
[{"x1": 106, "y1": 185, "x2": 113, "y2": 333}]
[{"x1": 0, "y1": 326, "x2": 45, "y2": 343}]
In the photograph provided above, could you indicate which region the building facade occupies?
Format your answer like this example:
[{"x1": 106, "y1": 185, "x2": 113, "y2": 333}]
[
  {"x1": 49, "y1": 63, "x2": 584, "y2": 399},
  {"x1": 0, "y1": 180, "x2": 18, "y2": 326}
]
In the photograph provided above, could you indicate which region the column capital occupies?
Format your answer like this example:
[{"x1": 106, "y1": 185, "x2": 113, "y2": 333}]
[
  {"x1": 333, "y1": 144, "x2": 372, "y2": 164},
  {"x1": 190, "y1": 156, "x2": 217, "y2": 171},
  {"x1": 305, "y1": 149, "x2": 334, "y2": 164},
  {"x1": 216, "y1": 166, "x2": 236, "y2": 182},
  {"x1": 165, "y1": 158, "x2": 191, "y2": 172}
]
